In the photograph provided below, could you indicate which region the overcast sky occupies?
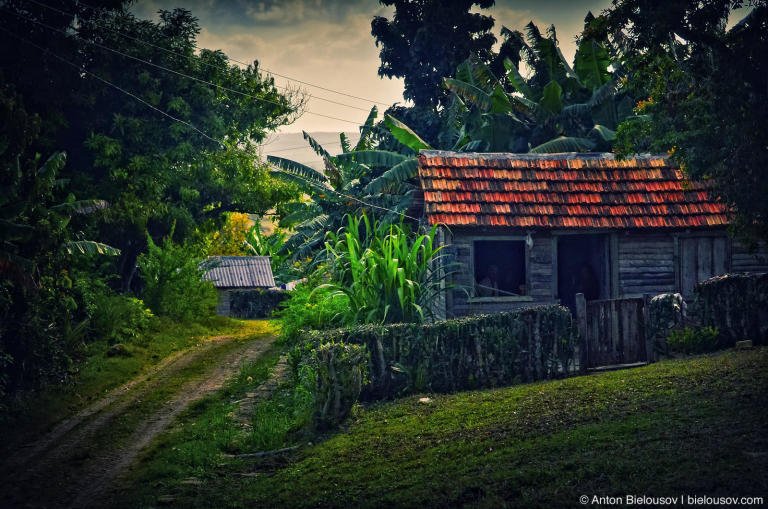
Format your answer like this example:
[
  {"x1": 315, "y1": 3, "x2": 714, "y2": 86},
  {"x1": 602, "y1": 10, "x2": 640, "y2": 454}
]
[{"x1": 132, "y1": 0, "x2": 613, "y2": 134}]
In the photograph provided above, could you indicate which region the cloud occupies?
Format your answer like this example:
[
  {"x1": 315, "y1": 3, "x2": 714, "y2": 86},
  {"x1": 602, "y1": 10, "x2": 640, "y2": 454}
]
[{"x1": 131, "y1": 0, "x2": 610, "y2": 132}]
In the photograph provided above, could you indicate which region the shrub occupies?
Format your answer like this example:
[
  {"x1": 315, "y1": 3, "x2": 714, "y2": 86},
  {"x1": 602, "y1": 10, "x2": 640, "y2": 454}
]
[
  {"x1": 137, "y1": 234, "x2": 217, "y2": 321},
  {"x1": 75, "y1": 277, "x2": 154, "y2": 345},
  {"x1": 693, "y1": 273, "x2": 768, "y2": 346},
  {"x1": 91, "y1": 294, "x2": 154, "y2": 345},
  {"x1": 667, "y1": 326, "x2": 719, "y2": 355},
  {"x1": 275, "y1": 275, "x2": 349, "y2": 344},
  {"x1": 229, "y1": 289, "x2": 289, "y2": 319},
  {"x1": 306, "y1": 304, "x2": 577, "y2": 399},
  {"x1": 312, "y1": 342, "x2": 368, "y2": 429}
]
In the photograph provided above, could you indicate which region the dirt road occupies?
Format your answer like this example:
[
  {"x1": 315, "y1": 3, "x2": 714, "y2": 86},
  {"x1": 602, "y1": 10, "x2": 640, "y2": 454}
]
[{"x1": 0, "y1": 333, "x2": 275, "y2": 508}]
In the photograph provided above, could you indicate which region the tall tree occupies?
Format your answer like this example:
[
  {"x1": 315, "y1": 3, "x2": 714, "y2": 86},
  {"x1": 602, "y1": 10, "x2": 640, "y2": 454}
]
[
  {"x1": 371, "y1": 0, "x2": 497, "y2": 111},
  {"x1": 608, "y1": 1, "x2": 768, "y2": 239},
  {"x1": 0, "y1": 3, "x2": 302, "y2": 288}
]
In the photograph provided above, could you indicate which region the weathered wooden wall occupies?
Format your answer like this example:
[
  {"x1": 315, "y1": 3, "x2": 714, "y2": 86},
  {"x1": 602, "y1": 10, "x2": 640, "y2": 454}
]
[
  {"x1": 216, "y1": 290, "x2": 231, "y2": 316},
  {"x1": 445, "y1": 229, "x2": 554, "y2": 317},
  {"x1": 731, "y1": 240, "x2": 768, "y2": 273},
  {"x1": 442, "y1": 229, "x2": 768, "y2": 318},
  {"x1": 616, "y1": 234, "x2": 676, "y2": 297}
]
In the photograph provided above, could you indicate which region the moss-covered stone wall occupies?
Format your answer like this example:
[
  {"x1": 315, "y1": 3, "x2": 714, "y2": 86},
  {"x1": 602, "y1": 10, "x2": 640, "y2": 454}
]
[
  {"x1": 308, "y1": 305, "x2": 576, "y2": 400},
  {"x1": 693, "y1": 273, "x2": 768, "y2": 346}
]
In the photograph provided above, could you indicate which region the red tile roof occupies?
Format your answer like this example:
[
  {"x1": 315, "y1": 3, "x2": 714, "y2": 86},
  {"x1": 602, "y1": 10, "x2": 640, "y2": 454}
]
[{"x1": 418, "y1": 151, "x2": 729, "y2": 229}]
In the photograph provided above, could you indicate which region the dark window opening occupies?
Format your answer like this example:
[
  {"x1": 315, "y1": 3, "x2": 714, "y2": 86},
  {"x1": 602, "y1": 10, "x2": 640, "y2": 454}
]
[
  {"x1": 557, "y1": 235, "x2": 608, "y2": 312},
  {"x1": 473, "y1": 240, "x2": 526, "y2": 297}
]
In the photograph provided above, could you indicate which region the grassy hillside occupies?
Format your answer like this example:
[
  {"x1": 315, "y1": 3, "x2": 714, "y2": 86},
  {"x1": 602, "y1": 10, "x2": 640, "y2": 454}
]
[{"x1": 120, "y1": 348, "x2": 768, "y2": 508}]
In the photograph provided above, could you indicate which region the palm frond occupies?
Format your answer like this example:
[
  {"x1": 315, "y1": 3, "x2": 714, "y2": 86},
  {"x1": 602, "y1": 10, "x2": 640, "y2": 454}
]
[
  {"x1": 503, "y1": 58, "x2": 534, "y2": 98},
  {"x1": 529, "y1": 136, "x2": 595, "y2": 153},
  {"x1": 444, "y1": 78, "x2": 493, "y2": 111},
  {"x1": 340, "y1": 133, "x2": 351, "y2": 153},
  {"x1": 51, "y1": 199, "x2": 110, "y2": 215},
  {"x1": 364, "y1": 158, "x2": 418, "y2": 195},
  {"x1": 302, "y1": 131, "x2": 332, "y2": 159},
  {"x1": 62, "y1": 241, "x2": 121, "y2": 256},
  {"x1": 383, "y1": 115, "x2": 432, "y2": 153},
  {"x1": 355, "y1": 106, "x2": 378, "y2": 151},
  {"x1": 336, "y1": 150, "x2": 408, "y2": 167},
  {"x1": 268, "y1": 155, "x2": 329, "y2": 186},
  {"x1": 590, "y1": 124, "x2": 616, "y2": 142}
]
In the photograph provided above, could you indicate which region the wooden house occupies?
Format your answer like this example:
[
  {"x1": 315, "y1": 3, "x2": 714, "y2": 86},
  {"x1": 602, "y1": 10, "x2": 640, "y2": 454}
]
[
  {"x1": 417, "y1": 151, "x2": 768, "y2": 318},
  {"x1": 202, "y1": 256, "x2": 276, "y2": 316}
]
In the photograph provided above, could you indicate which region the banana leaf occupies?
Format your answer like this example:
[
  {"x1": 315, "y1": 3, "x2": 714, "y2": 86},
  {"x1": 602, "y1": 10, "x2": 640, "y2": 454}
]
[{"x1": 529, "y1": 136, "x2": 595, "y2": 153}]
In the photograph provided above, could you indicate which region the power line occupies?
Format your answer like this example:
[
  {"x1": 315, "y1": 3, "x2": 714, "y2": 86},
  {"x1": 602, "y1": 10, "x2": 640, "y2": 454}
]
[
  {"x1": 21, "y1": 0, "x2": 393, "y2": 108},
  {"x1": 3, "y1": 7, "x2": 369, "y2": 126},
  {"x1": 265, "y1": 141, "x2": 344, "y2": 154},
  {"x1": 1, "y1": 24, "x2": 418, "y2": 222},
  {"x1": 0, "y1": 24, "x2": 223, "y2": 147}
]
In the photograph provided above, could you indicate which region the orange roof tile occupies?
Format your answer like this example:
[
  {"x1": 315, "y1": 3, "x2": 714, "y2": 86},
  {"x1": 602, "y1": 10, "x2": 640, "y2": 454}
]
[{"x1": 418, "y1": 151, "x2": 729, "y2": 229}]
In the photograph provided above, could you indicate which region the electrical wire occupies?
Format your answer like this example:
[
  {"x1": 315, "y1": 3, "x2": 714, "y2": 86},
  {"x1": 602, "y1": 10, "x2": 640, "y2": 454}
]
[
  {"x1": 2, "y1": 7, "x2": 369, "y2": 125},
  {"x1": 0, "y1": 24, "x2": 224, "y2": 147},
  {"x1": 21, "y1": 0, "x2": 393, "y2": 107},
  {"x1": 0, "y1": 24, "x2": 419, "y2": 222}
]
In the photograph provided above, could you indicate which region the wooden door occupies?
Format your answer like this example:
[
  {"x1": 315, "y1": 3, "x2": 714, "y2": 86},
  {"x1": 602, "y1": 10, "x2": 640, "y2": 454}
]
[{"x1": 679, "y1": 237, "x2": 728, "y2": 297}]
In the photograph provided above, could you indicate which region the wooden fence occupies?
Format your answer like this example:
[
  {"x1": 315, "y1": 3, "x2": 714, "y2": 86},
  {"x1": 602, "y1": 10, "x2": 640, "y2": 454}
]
[{"x1": 575, "y1": 293, "x2": 652, "y2": 370}]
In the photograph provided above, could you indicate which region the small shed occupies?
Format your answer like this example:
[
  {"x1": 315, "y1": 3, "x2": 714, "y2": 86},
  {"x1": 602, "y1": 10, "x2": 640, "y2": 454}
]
[
  {"x1": 203, "y1": 256, "x2": 275, "y2": 316},
  {"x1": 418, "y1": 151, "x2": 768, "y2": 318}
]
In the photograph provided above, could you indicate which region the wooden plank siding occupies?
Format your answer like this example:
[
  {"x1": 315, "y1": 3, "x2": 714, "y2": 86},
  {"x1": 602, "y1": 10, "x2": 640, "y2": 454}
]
[
  {"x1": 442, "y1": 229, "x2": 768, "y2": 318},
  {"x1": 617, "y1": 235, "x2": 676, "y2": 297},
  {"x1": 446, "y1": 230, "x2": 553, "y2": 317},
  {"x1": 216, "y1": 290, "x2": 231, "y2": 316},
  {"x1": 578, "y1": 295, "x2": 647, "y2": 368},
  {"x1": 731, "y1": 240, "x2": 768, "y2": 273}
]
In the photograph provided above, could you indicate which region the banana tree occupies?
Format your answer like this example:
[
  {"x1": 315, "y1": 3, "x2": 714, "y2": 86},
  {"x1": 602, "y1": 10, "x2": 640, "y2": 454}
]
[
  {"x1": 267, "y1": 106, "x2": 431, "y2": 261},
  {"x1": 1, "y1": 151, "x2": 119, "y2": 285},
  {"x1": 442, "y1": 15, "x2": 635, "y2": 153}
]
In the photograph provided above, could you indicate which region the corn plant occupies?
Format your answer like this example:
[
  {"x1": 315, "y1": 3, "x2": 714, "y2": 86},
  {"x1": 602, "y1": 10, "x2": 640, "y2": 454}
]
[{"x1": 321, "y1": 213, "x2": 451, "y2": 324}]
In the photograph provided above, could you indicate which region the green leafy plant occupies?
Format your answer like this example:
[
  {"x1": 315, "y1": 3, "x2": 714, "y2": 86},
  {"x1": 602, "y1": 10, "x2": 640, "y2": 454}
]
[
  {"x1": 75, "y1": 277, "x2": 154, "y2": 345},
  {"x1": 667, "y1": 326, "x2": 719, "y2": 355},
  {"x1": 244, "y1": 224, "x2": 298, "y2": 284},
  {"x1": 137, "y1": 233, "x2": 217, "y2": 322},
  {"x1": 275, "y1": 274, "x2": 350, "y2": 344},
  {"x1": 322, "y1": 213, "x2": 449, "y2": 325}
]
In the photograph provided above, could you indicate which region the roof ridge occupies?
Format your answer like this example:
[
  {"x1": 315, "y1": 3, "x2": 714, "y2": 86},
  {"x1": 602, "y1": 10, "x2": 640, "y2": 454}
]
[{"x1": 419, "y1": 150, "x2": 669, "y2": 162}]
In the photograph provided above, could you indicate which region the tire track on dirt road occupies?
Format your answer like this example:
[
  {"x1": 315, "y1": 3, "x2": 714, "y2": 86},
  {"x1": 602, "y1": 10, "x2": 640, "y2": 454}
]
[{"x1": 1, "y1": 333, "x2": 276, "y2": 509}]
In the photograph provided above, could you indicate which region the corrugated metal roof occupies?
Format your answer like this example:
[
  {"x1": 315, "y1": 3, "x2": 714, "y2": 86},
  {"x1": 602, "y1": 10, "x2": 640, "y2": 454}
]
[
  {"x1": 418, "y1": 151, "x2": 730, "y2": 229},
  {"x1": 202, "y1": 256, "x2": 275, "y2": 288}
]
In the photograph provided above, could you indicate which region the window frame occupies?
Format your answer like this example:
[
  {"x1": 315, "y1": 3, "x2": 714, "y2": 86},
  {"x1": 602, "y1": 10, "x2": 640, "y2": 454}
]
[{"x1": 467, "y1": 235, "x2": 533, "y2": 303}]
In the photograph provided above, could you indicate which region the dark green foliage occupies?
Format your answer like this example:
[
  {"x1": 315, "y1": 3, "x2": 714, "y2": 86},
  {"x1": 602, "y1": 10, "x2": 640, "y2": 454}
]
[
  {"x1": 0, "y1": 3, "x2": 300, "y2": 288},
  {"x1": 312, "y1": 342, "x2": 368, "y2": 430},
  {"x1": 0, "y1": 90, "x2": 120, "y2": 396},
  {"x1": 441, "y1": 15, "x2": 633, "y2": 153},
  {"x1": 250, "y1": 355, "x2": 317, "y2": 451},
  {"x1": 275, "y1": 277, "x2": 350, "y2": 345},
  {"x1": 609, "y1": 1, "x2": 768, "y2": 239},
  {"x1": 137, "y1": 234, "x2": 217, "y2": 321},
  {"x1": 75, "y1": 278, "x2": 154, "y2": 345},
  {"x1": 646, "y1": 293, "x2": 687, "y2": 354},
  {"x1": 693, "y1": 273, "x2": 768, "y2": 346},
  {"x1": 229, "y1": 289, "x2": 289, "y2": 319},
  {"x1": 307, "y1": 305, "x2": 577, "y2": 399},
  {"x1": 667, "y1": 326, "x2": 719, "y2": 355},
  {"x1": 371, "y1": 0, "x2": 497, "y2": 110},
  {"x1": 201, "y1": 349, "x2": 768, "y2": 509},
  {"x1": 268, "y1": 108, "x2": 421, "y2": 262}
]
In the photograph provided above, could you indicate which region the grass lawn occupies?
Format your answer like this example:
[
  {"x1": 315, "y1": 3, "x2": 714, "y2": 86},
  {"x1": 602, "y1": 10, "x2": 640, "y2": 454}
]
[
  {"x1": 120, "y1": 347, "x2": 768, "y2": 508},
  {"x1": 0, "y1": 316, "x2": 271, "y2": 449}
]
